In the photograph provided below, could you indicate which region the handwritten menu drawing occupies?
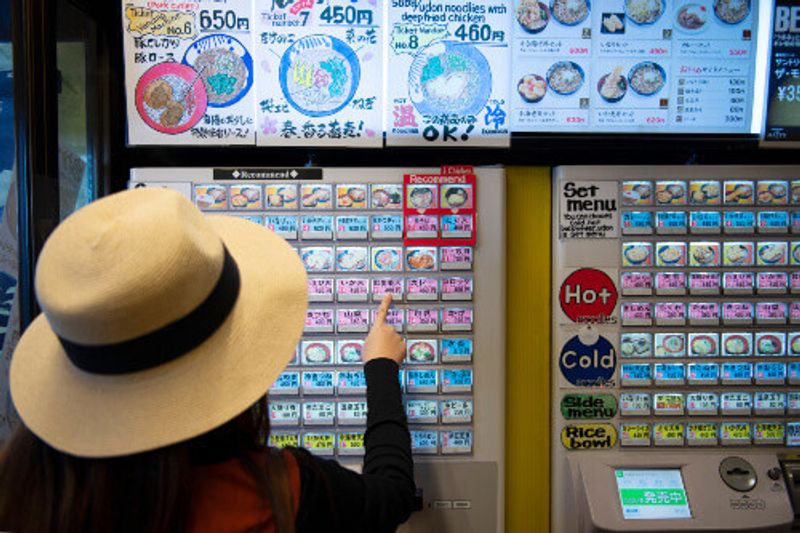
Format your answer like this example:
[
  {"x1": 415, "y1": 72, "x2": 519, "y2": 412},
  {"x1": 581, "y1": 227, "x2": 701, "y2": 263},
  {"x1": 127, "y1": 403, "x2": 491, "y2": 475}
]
[
  {"x1": 386, "y1": 0, "x2": 512, "y2": 147},
  {"x1": 255, "y1": 0, "x2": 383, "y2": 146},
  {"x1": 123, "y1": 0, "x2": 257, "y2": 145}
]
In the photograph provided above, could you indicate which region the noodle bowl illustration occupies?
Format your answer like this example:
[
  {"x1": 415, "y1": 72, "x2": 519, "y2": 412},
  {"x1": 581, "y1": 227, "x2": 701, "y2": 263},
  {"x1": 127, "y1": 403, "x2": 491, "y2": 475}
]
[
  {"x1": 279, "y1": 35, "x2": 361, "y2": 118},
  {"x1": 408, "y1": 41, "x2": 492, "y2": 117},
  {"x1": 182, "y1": 34, "x2": 254, "y2": 108}
]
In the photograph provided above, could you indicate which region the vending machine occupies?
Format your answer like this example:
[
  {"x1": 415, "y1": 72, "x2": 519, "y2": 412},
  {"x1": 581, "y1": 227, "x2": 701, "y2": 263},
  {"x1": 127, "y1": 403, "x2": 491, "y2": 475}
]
[
  {"x1": 552, "y1": 166, "x2": 800, "y2": 532},
  {"x1": 130, "y1": 166, "x2": 506, "y2": 532}
]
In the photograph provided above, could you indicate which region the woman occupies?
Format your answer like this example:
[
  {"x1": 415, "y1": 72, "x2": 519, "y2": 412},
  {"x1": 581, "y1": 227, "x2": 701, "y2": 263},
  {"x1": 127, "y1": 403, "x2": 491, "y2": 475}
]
[{"x1": 0, "y1": 188, "x2": 415, "y2": 532}]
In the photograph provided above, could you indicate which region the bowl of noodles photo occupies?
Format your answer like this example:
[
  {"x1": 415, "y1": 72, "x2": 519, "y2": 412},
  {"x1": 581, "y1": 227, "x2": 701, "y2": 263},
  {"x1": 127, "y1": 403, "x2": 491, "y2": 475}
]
[
  {"x1": 279, "y1": 34, "x2": 360, "y2": 118},
  {"x1": 628, "y1": 61, "x2": 666, "y2": 96},
  {"x1": 675, "y1": 2, "x2": 709, "y2": 33},
  {"x1": 597, "y1": 66, "x2": 627, "y2": 103},
  {"x1": 713, "y1": 0, "x2": 749, "y2": 24},
  {"x1": 547, "y1": 61, "x2": 585, "y2": 96},
  {"x1": 517, "y1": 0, "x2": 550, "y2": 33},
  {"x1": 135, "y1": 62, "x2": 208, "y2": 135},
  {"x1": 550, "y1": 0, "x2": 590, "y2": 26},
  {"x1": 409, "y1": 41, "x2": 492, "y2": 117},
  {"x1": 625, "y1": 0, "x2": 665, "y2": 24},
  {"x1": 182, "y1": 34, "x2": 253, "y2": 108}
]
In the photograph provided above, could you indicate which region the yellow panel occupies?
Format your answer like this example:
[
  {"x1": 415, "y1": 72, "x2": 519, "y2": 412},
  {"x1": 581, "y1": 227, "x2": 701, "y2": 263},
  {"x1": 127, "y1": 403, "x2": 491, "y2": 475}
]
[{"x1": 505, "y1": 167, "x2": 552, "y2": 532}]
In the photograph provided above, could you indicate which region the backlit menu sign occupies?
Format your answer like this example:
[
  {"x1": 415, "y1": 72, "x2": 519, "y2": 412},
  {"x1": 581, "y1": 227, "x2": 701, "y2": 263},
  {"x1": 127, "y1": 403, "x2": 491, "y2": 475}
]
[
  {"x1": 511, "y1": 0, "x2": 759, "y2": 133},
  {"x1": 764, "y1": 1, "x2": 800, "y2": 143}
]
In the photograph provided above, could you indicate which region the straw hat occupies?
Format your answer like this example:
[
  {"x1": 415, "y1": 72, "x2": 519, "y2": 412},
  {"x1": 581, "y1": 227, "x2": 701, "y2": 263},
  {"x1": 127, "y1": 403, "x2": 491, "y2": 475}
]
[{"x1": 9, "y1": 188, "x2": 307, "y2": 458}]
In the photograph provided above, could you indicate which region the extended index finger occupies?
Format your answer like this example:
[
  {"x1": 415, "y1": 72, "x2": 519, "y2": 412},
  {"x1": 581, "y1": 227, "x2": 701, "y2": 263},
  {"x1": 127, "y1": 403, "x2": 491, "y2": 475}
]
[{"x1": 374, "y1": 293, "x2": 393, "y2": 325}]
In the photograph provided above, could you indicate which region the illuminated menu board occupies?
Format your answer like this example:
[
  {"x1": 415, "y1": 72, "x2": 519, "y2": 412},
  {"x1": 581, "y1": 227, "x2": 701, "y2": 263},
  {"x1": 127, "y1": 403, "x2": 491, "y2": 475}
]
[
  {"x1": 763, "y1": 1, "x2": 800, "y2": 144},
  {"x1": 511, "y1": 0, "x2": 759, "y2": 133}
]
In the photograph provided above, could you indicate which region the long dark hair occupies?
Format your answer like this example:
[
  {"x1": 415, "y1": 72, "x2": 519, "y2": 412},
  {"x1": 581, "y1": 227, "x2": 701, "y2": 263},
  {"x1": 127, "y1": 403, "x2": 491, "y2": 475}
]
[{"x1": 0, "y1": 397, "x2": 296, "y2": 533}]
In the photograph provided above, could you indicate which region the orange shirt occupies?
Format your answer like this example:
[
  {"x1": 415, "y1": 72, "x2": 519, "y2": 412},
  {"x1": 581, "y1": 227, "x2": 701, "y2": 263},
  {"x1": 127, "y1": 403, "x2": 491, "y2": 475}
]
[{"x1": 188, "y1": 451, "x2": 301, "y2": 533}]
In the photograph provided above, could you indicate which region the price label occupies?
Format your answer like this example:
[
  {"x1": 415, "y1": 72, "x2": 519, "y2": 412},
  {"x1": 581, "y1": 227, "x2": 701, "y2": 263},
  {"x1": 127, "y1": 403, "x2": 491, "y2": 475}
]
[
  {"x1": 302, "y1": 371, "x2": 334, "y2": 395},
  {"x1": 407, "y1": 308, "x2": 439, "y2": 332},
  {"x1": 687, "y1": 363, "x2": 719, "y2": 384},
  {"x1": 406, "y1": 277, "x2": 438, "y2": 301},
  {"x1": 406, "y1": 399, "x2": 439, "y2": 424},
  {"x1": 687, "y1": 423, "x2": 718, "y2": 446},
  {"x1": 440, "y1": 246, "x2": 473, "y2": 270},
  {"x1": 337, "y1": 401, "x2": 368, "y2": 425},
  {"x1": 337, "y1": 371, "x2": 367, "y2": 395},
  {"x1": 622, "y1": 212, "x2": 653, "y2": 236},
  {"x1": 304, "y1": 309, "x2": 335, "y2": 333},
  {"x1": 689, "y1": 211, "x2": 721, "y2": 234},
  {"x1": 654, "y1": 423, "x2": 684, "y2": 446},
  {"x1": 721, "y1": 363, "x2": 753, "y2": 385},
  {"x1": 441, "y1": 399, "x2": 473, "y2": 424},
  {"x1": 441, "y1": 368, "x2": 473, "y2": 393},
  {"x1": 411, "y1": 430, "x2": 438, "y2": 454},
  {"x1": 266, "y1": 215, "x2": 299, "y2": 240},
  {"x1": 270, "y1": 371, "x2": 300, "y2": 396},
  {"x1": 656, "y1": 212, "x2": 687, "y2": 235},
  {"x1": 371, "y1": 278, "x2": 404, "y2": 300},
  {"x1": 755, "y1": 362, "x2": 786, "y2": 385},
  {"x1": 623, "y1": 272, "x2": 653, "y2": 296},
  {"x1": 336, "y1": 215, "x2": 369, "y2": 239},
  {"x1": 720, "y1": 423, "x2": 751, "y2": 445},
  {"x1": 687, "y1": 393, "x2": 718, "y2": 416},
  {"x1": 654, "y1": 393, "x2": 685, "y2": 415},
  {"x1": 442, "y1": 308, "x2": 473, "y2": 331},
  {"x1": 303, "y1": 402, "x2": 336, "y2": 425},
  {"x1": 441, "y1": 214, "x2": 474, "y2": 239},
  {"x1": 721, "y1": 392, "x2": 752, "y2": 415},
  {"x1": 406, "y1": 369, "x2": 438, "y2": 394},
  {"x1": 338, "y1": 432, "x2": 365, "y2": 456},
  {"x1": 308, "y1": 278, "x2": 334, "y2": 302},
  {"x1": 441, "y1": 277, "x2": 474, "y2": 301},
  {"x1": 688, "y1": 273, "x2": 720, "y2": 296},
  {"x1": 441, "y1": 430, "x2": 473, "y2": 454},
  {"x1": 619, "y1": 393, "x2": 651, "y2": 416},
  {"x1": 654, "y1": 364, "x2": 685, "y2": 385},
  {"x1": 441, "y1": 338, "x2": 474, "y2": 363},
  {"x1": 269, "y1": 402, "x2": 301, "y2": 427},
  {"x1": 302, "y1": 433, "x2": 335, "y2": 456},
  {"x1": 269, "y1": 433, "x2": 299, "y2": 449},
  {"x1": 371, "y1": 215, "x2": 403, "y2": 239},
  {"x1": 755, "y1": 423, "x2": 785, "y2": 445},
  {"x1": 301, "y1": 215, "x2": 334, "y2": 240},
  {"x1": 620, "y1": 424, "x2": 651, "y2": 447},
  {"x1": 620, "y1": 363, "x2": 652, "y2": 387},
  {"x1": 336, "y1": 308, "x2": 370, "y2": 333},
  {"x1": 336, "y1": 278, "x2": 369, "y2": 302},
  {"x1": 654, "y1": 272, "x2": 683, "y2": 296}
]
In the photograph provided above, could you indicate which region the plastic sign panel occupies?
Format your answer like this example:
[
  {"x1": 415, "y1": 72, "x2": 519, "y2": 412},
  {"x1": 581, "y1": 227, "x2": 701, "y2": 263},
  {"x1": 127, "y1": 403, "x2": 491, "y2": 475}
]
[
  {"x1": 386, "y1": 0, "x2": 511, "y2": 146},
  {"x1": 255, "y1": 0, "x2": 383, "y2": 146},
  {"x1": 511, "y1": 0, "x2": 759, "y2": 133},
  {"x1": 122, "y1": 0, "x2": 257, "y2": 144},
  {"x1": 763, "y1": 1, "x2": 800, "y2": 143}
]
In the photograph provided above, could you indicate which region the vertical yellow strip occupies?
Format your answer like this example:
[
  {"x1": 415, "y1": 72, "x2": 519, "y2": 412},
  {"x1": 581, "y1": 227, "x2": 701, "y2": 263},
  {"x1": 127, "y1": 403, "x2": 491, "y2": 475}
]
[{"x1": 505, "y1": 167, "x2": 552, "y2": 532}]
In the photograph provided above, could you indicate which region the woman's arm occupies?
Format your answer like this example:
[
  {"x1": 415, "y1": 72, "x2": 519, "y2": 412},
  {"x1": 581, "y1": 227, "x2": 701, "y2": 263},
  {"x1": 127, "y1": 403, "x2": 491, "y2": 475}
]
[{"x1": 291, "y1": 295, "x2": 415, "y2": 533}]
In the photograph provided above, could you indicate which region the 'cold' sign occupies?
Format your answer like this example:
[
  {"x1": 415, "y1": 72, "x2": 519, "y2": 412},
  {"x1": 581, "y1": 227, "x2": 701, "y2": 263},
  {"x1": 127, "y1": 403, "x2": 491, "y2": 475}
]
[{"x1": 560, "y1": 333, "x2": 616, "y2": 387}]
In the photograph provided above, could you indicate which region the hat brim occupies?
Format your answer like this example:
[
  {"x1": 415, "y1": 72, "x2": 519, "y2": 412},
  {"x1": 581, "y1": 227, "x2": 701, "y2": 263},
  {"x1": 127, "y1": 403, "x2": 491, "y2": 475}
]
[{"x1": 10, "y1": 216, "x2": 308, "y2": 458}]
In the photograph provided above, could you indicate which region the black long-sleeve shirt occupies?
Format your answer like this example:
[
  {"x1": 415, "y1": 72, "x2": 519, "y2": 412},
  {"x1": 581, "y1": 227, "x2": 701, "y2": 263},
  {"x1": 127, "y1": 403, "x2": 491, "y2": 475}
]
[{"x1": 291, "y1": 358, "x2": 416, "y2": 533}]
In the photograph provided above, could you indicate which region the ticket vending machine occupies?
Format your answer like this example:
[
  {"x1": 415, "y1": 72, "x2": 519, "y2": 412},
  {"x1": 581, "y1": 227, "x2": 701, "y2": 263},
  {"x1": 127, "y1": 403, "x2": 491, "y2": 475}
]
[
  {"x1": 552, "y1": 166, "x2": 800, "y2": 533},
  {"x1": 130, "y1": 167, "x2": 506, "y2": 532}
]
